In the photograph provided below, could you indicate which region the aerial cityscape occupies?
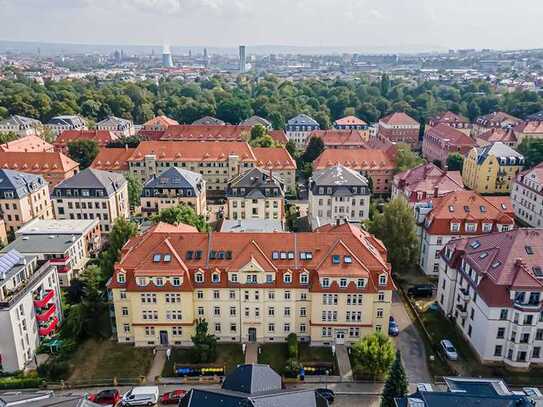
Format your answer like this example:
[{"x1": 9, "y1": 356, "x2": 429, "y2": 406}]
[{"x1": 1, "y1": 1, "x2": 543, "y2": 406}]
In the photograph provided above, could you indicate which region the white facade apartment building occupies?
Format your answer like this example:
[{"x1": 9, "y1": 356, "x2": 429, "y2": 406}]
[
  {"x1": 512, "y1": 164, "x2": 543, "y2": 227},
  {"x1": 0, "y1": 115, "x2": 42, "y2": 137},
  {"x1": 285, "y1": 114, "x2": 320, "y2": 150},
  {"x1": 96, "y1": 116, "x2": 135, "y2": 138},
  {"x1": 437, "y1": 229, "x2": 543, "y2": 370},
  {"x1": 0, "y1": 251, "x2": 62, "y2": 372}
]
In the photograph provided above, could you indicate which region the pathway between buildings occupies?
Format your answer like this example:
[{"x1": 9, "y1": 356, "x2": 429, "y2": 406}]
[
  {"x1": 335, "y1": 344, "x2": 353, "y2": 381},
  {"x1": 245, "y1": 343, "x2": 258, "y2": 364},
  {"x1": 146, "y1": 349, "x2": 166, "y2": 383}
]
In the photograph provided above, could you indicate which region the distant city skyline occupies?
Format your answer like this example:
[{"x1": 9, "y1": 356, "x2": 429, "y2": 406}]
[{"x1": 0, "y1": 0, "x2": 542, "y2": 51}]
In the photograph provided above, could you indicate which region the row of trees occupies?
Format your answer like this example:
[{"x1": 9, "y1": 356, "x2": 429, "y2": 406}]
[{"x1": 1, "y1": 75, "x2": 542, "y2": 129}]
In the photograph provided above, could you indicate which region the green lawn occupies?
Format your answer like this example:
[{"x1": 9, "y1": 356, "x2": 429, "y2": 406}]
[
  {"x1": 67, "y1": 339, "x2": 153, "y2": 382},
  {"x1": 299, "y1": 344, "x2": 333, "y2": 363},
  {"x1": 162, "y1": 344, "x2": 244, "y2": 377},
  {"x1": 258, "y1": 343, "x2": 289, "y2": 374}
]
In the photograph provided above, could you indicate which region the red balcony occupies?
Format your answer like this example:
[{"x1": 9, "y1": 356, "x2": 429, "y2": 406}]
[
  {"x1": 36, "y1": 304, "x2": 56, "y2": 322},
  {"x1": 56, "y1": 266, "x2": 70, "y2": 274},
  {"x1": 49, "y1": 256, "x2": 70, "y2": 265},
  {"x1": 33, "y1": 290, "x2": 54, "y2": 308},
  {"x1": 38, "y1": 316, "x2": 59, "y2": 336}
]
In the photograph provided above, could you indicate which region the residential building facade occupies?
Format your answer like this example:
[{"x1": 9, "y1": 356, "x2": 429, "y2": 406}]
[
  {"x1": 308, "y1": 164, "x2": 370, "y2": 229},
  {"x1": 96, "y1": 116, "x2": 135, "y2": 138},
  {"x1": 333, "y1": 116, "x2": 368, "y2": 130},
  {"x1": 377, "y1": 112, "x2": 420, "y2": 150},
  {"x1": 0, "y1": 169, "x2": 53, "y2": 233},
  {"x1": 91, "y1": 147, "x2": 135, "y2": 175},
  {"x1": 422, "y1": 124, "x2": 475, "y2": 168},
  {"x1": 463, "y1": 142, "x2": 524, "y2": 194},
  {"x1": 472, "y1": 111, "x2": 521, "y2": 137},
  {"x1": 45, "y1": 115, "x2": 86, "y2": 136},
  {"x1": 285, "y1": 114, "x2": 320, "y2": 149},
  {"x1": 513, "y1": 121, "x2": 543, "y2": 143},
  {"x1": 141, "y1": 167, "x2": 206, "y2": 218},
  {"x1": 107, "y1": 222, "x2": 394, "y2": 347},
  {"x1": 240, "y1": 115, "x2": 272, "y2": 129},
  {"x1": 475, "y1": 128, "x2": 519, "y2": 148},
  {"x1": 0, "y1": 115, "x2": 42, "y2": 137},
  {"x1": 160, "y1": 124, "x2": 251, "y2": 142},
  {"x1": 52, "y1": 168, "x2": 129, "y2": 233},
  {"x1": 512, "y1": 164, "x2": 543, "y2": 227},
  {"x1": 428, "y1": 111, "x2": 471, "y2": 135}
]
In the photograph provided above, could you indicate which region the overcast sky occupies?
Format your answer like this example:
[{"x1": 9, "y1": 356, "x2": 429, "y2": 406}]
[{"x1": 1, "y1": 0, "x2": 542, "y2": 51}]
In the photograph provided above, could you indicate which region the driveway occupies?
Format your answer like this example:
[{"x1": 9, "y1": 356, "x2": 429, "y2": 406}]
[{"x1": 391, "y1": 292, "x2": 432, "y2": 385}]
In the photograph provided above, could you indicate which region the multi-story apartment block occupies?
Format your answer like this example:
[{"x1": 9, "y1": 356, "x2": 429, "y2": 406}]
[
  {"x1": 45, "y1": 115, "x2": 86, "y2": 136},
  {"x1": 127, "y1": 141, "x2": 296, "y2": 194},
  {"x1": 513, "y1": 121, "x2": 543, "y2": 144},
  {"x1": 428, "y1": 111, "x2": 471, "y2": 135},
  {"x1": 377, "y1": 112, "x2": 420, "y2": 150},
  {"x1": 141, "y1": 167, "x2": 206, "y2": 218},
  {"x1": 475, "y1": 128, "x2": 519, "y2": 148},
  {"x1": 308, "y1": 130, "x2": 368, "y2": 149},
  {"x1": 392, "y1": 163, "x2": 464, "y2": 207},
  {"x1": 0, "y1": 169, "x2": 53, "y2": 233},
  {"x1": 463, "y1": 142, "x2": 524, "y2": 194},
  {"x1": 225, "y1": 168, "x2": 285, "y2": 223},
  {"x1": 54, "y1": 130, "x2": 118, "y2": 154},
  {"x1": 472, "y1": 111, "x2": 521, "y2": 138},
  {"x1": 107, "y1": 222, "x2": 394, "y2": 347},
  {"x1": 308, "y1": 164, "x2": 370, "y2": 229},
  {"x1": 52, "y1": 168, "x2": 129, "y2": 233},
  {"x1": 2, "y1": 219, "x2": 100, "y2": 287},
  {"x1": 96, "y1": 116, "x2": 135, "y2": 138},
  {"x1": 512, "y1": 164, "x2": 543, "y2": 227},
  {"x1": 333, "y1": 116, "x2": 368, "y2": 130},
  {"x1": 0, "y1": 135, "x2": 54, "y2": 153},
  {"x1": 0, "y1": 115, "x2": 42, "y2": 137},
  {"x1": 91, "y1": 147, "x2": 135, "y2": 175},
  {"x1": 313, "y1": 149, "x2": 396, "y2": 195},
  {"x1": 437, "y1": 228, "x2": 543, "y2": 370},
  {"x1": 240, "y1": 115, "x2": 272, "y2": 129},
  {"x1": 160, "y1": 124, "x2": 251, "y2": 142},
  {"x1": 418, "y1": 191, "x2": 514, "y2": 275},
  {"x1": 422, "y1": 124, "x2": 475, "y2": 168},
  {"x1": 0, "y1": 251, "x2": 62, "y2": 372},
  {"x1": 285, "y1": 114, "x2": 320, "y2": 149}
]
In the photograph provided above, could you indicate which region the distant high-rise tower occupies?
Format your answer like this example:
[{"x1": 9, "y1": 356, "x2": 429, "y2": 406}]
[
  {"x1": 239, "y1": 45, "x2": 246, "y2": 74},
  {"x1": 162, "y1": 44, "x2": 174, "y2": 68},
  {"x1": 203, "y1": 48, "x2": 208, "y2": 59}
]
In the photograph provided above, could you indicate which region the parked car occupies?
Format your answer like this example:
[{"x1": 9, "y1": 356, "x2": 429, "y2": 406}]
[
  {"x1": 120, "y1": 386, "x2": 159, "y2": 406},
  {"x1": 160, "y1": 389, "x2": 187, "y2": 404},
  {"x1": 407, "y1": 284, "x2": 434, "y2": 298},
  {"x1": 88, "y1": 389, "x2": 121, "y2": 406},
  {"x1": 440, "y1": 339, "x2": 459, "y2": 361},
  {"x1": 316, "y1": 388, "x2": 335, "y2": 404},
  {"x1": 388, "y1": 316, "x2": 399, "y2": 336}
]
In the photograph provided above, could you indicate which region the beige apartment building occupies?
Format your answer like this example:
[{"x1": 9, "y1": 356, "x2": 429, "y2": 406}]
[
  {"x1": 225, "y1": 168, "x2": 285, "y2": 223},
  {"x1": 52, "y1": 168, "x2": 129, "y2": 233},
  {"x1": 141, "y1": 167, "x2": 206, "y2": 218},
  {"x1": 107, "y1": 222, "x2": 394, "y2": 347},
  {"x1": 0, "y1": 169, "x2": 53, "y2": 234}
]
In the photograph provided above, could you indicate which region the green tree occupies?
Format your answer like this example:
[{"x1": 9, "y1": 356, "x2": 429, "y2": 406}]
[
  {"x1": 67, "y1": 139, "x2": 99, "y2": 169},
  {"x1": 126, "y1": 173, "x2": 143, "y2": 209},
  {"x1": 518, "y1": 138, "x2": 543, "y2": 167},
  {"x1": 191, "y1": 319, "x2": 218, "y2": 363},
  {"x1": 395, "y1": 143, "x2": 425, "y2": 173},
  {"x1": 351, "y1": 332, "x2": 395, "y2": 380},
  {"x1": 446, "y1": 152, "x2": 464, "y2": 172},
  {"x1": 285, "y1": 140, "x2": 298, "y2": 158},
  {"x1": 381, "y1": 350, "x2": 408, "y2": 407},
  {"x1": 152, "y1": 204, "x2": 209, "y2": 232},
  {"x1": 99, "y1": 217, "x2": 138, "y2": 281},
  {"x1": 250, "y1": 124, "x2": 267, "y2": 140},
  {"x1": 365, "y1": 197, "x2": 418, "y2": 274},
  {"x1": 380, "y1": 74, "x2": 391, "y2": 97},
  {"x1": 301, "y1": 136, "x2": 324, "y2": 164},
  {"x1": 0, "y1": 132, "x2": 18, "y2": 144}
]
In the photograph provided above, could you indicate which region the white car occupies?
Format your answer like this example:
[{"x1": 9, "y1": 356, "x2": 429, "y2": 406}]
[
  {"x1": 121, "y1": 386, "x2": 159, "y2": 406},
  {"x1": 440, "y1": 339, "x2": 459, "y2": 361}
]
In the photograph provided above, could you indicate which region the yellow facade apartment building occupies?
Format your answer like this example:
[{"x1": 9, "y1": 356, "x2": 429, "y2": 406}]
[
  {"x1": 108, "y1": 222, "x2": 394, "y2": 347},
  {"x1": 462, "y1": 142, "x2": 525, "y2": 194}
]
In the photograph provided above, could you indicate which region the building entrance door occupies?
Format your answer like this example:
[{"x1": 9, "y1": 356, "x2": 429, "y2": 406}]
[
  {"x1": 335, "y1": 330, "x2": 345, "y2": 344},
  {"x1": 159, "y1": 330, "x2": 169, "y2": 345},
  {"x1": 248, "y1": 328, "x2": 257, "y2": 342}
]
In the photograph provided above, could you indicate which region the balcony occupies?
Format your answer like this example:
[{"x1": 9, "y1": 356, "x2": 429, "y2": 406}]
[
  {"x1": 33, "y1": 289, "x2": 54, "y2": 308},
  {"x1": 38, "y1": 316, "x2": 59, "y2": 337},
  {"x1": 49, "y1": 256, "x2": 70, "y2": 265},
  {"x1": 36, "y1": 303, "x2": 56, "y2": 322},
  {"x1": 0, "y1": 261, "x2": 52, "y2": 309},
  {"x1": 456, "y1": 304, "x2": 468, "y2": 317},
  {"x1": 459, "y1": 288, "x2": 471, "y2": 301}
]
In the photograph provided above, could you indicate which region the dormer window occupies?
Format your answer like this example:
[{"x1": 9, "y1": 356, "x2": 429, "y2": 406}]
[
  {"x1": 212, "y1": 273, "x2": 220, "y2": 283},
  {"x1": 153, "y1": 254, "x2": 161, "y2": 262},
  {"x1": 344, "y1": 256, "x2": 352, "y2": 264},
  {"x1": 137, "y1": 277, "x2": 146, "y2": 286},
  {"x1": 357, "y1": 279, "x2": 365, "y2": 288},
  {"x1": 172, "y1": 277, "x2": 180, "y2": 286},
  {"x1": 332, "y1": 255, "x2": 340, "y2": 264},
  {"x1": 231, "y1": 273, "x2": 238, "y2": 282},
  {"x1": 195, "y1": 273, "x2": 204, "y2": 283},
  {"x1": 465, "y1": 223, "x2": 477, "y2": 233},
  {"x1": 266, "y1": 274, "x2": 274, "y2": 283},
  {"x1": 322, "y1": 278, "x2": 330, "y2": 288},
  {"x1": 272, "y1": 251, "x2": 279, "y2": 260},
  {"x1": 117, "y1": 273, "x2": 126, "y2": 284},
  {"x1": 163, "y1": 254, "x2": 171, "y2": 262},
  {"x1": 450, "y1": 223, "x2": 460, "y2": 232},
  {"x1": 378, "y1": 274, "x2": 387, "y2": 286},
  {"x1": 300, "y1": 273, "x2": 308, "y2": 284},
  {"x1": 284, "y1": 273, "x2": 292, "y2": 284},
  {"x1": 339, "y1": 278, "x2": 347, "y2": 288},
  {"x1": 155, "y1": 277, "x2": 164, "y2": 286},
  {"x1": 482, "y1": 223, "x2": 492, "y2": 233}
]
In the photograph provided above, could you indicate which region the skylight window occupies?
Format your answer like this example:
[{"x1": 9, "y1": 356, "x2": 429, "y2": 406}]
[
  {"x1": 448, "y1": 205, "x2": 455, "y2": 212},
  {"x1": 464, "y1": 206, "x2": 470, "y2": 213},
  {"x1": 491, "y1": 261, "x2": 501, "y2": 268},
  {"x1": 163, "y1": 254, "x2": 171, "y2": 262},
  {"x1": 469, "y1": 240, "x2": 481, "y2": 249},
  {"x1": 534, "y1": 267, "x2": 543, "y2": 277},
  {"x1": 153, "y1": 254, "x2": 161, "y2": 262},
  {"x1": 479, "y1": 252, "x2": 488, "y2": 259},
  {"x1": 480, "y1": 206, "x2": 487, "y2": 213},
  {"x1": 526, "y1": 246, "x2": 534, "y2": 255},
  {"x1": 186, "y1": 251, "x2": 193, "y2": 260}
]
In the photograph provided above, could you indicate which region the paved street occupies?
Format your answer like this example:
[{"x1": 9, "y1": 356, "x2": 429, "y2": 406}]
[{"x1": 391, "y1": 291, "x2": 432, "y2": 385}]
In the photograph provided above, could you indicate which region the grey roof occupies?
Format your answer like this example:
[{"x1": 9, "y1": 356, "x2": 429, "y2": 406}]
[
  {"x1": 396, "y1": 391, "x2": 532, "y2": 407},
  {"x1": 476, "y1": 142, "x2": 524, "y2": 164},
  {"x1": 220, "y1": 219, "x2": 284, "y2": 233},
  {"x1": 240, "y1": 116, "x2": 272, "y2": 128},
  {"x1": 0, "y1": 169, "x2": 47, "y2": 199},
  {"x1": 143, "y1": 167, "x2": 203, "y2": 191},
  {"x1": 312, "y1": 164, "x2": 369, "y2": 187},
  {"x1": 54, "y1": 168, "x2": 126, "y2": 195},
  {"x1": 47, "y1": 115, "x2": 86, "y2": 127},
  {"x1": 527, "y1": 111, "x2": 543, "y2": 121},
  {"x1": 16, "y1": 219, "x2": 98, "y2": 237},
  {"x1": 287, "y1": 114, "x2": 319, "y2": 126},
  {"x1": 192, "y1": 116, "x2": 225, "y2": 125},
  {"x1": 2, "y1": 234, "x2": 80, "y2": 255},
  {"x1": 0, "y1": 249, "x2": 25, "y2": 281},
  {"x1": 228, "y1": 168, "x2": 284, "y2": 191},
  {"x1": 223, "y1": 364, "x2": 281, "y2": 394},
  {"x1": 0, "y1": 391, "x2": 101, "y2": 407},
  {"x1": 0, "y1": 115, "x2": 42, "y2": 127},
  {"x1": 96, "y1": 116, "x2": 133, "y2": 128}
]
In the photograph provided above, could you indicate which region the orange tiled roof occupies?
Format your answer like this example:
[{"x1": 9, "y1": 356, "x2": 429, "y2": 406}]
[
  {"x1": 129, "y1": 141, "x2": 257, "y2": 162},
  {"x1": 161, "y1": 124, "x2": 251, "y2": 141},
  {"x1": 429, "y1": 111, "x2": 470, "y2": 124},
  {"x1": 313, "y1": 149, "x2": 395, "y2": 171},
  {"x1": 475, "y1": 111, "x2": 521, "y2": 126},
  {"x1": 514, "y1": 121, "x2": 543, "y2": 134},
  {"x1": 91, "y1": 147, "x2": 136, "y2": 172},
  {"x1": 379, "y1": 112, "x2": 419, "y2": 126},
  {"x1": 253, "y1": 147, "x2": 297, "y2": 170},
  {"x1": 477, "y1": 128, "x2": 518, "y2": 144},
  {"x1": 427, "y1": 124, "x2": 475, "y2": 147},
  {"x1": 268, "y1": 130, "x2": 288, "y2": 144},
  {"x1": 310, "y1": 130, "x2": 366, "y2": 147},
  {"x1": 143, "y1": 116, "x2": 179, "y2": 130},
  {"x1": 334, "y1": 116, "x2": 367, "y2": 126},
  {"x1": 54, "y1": 130, "x2": 118, "y2": 147},
  {"x1": 0, "y1": 151, "x2": 79, "y2": 173},
  {"x1": 0, "y1": 135, "x2": 54, "y2": 153}
]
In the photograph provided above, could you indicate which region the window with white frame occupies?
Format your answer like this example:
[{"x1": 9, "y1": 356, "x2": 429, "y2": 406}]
[
  {"x1": 117, "y1": 273, "x2": 126, "y2": 283},
  {"x1": 195, "y1": 273, "x2": 204, "y2": 283},
  {"x1": 450, "y1": 222, "x2": 460, "y2": 232},
  {"x1": 300, "y1": 273, "x2": 308, "y2": 284},
  {"x1": 284, "y1": 273, "x2": 292, "y2": 283},
  {"x1": 379, "y1": 274, "x2": 387, "y2": 285}
]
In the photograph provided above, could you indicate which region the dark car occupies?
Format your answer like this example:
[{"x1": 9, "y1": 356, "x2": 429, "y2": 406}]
[
  {"x1": 160, "y1": 389, "x2": 187, "y2": 404},
  {"x1": 316, "y1": 388, "x2": 335, "y2": 404},
  {"x1": 88, "y1": 389, "x2": 121, "y2": 406},
  {"x1": 407, "y1": 284, "x2": 434, "y2": 298},
  {"x1": 388, "y1": 315, "x2": 399, "y2": 336}
]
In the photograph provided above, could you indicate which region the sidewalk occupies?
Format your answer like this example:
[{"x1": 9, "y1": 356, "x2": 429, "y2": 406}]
[
  {"x1": 335, "y1": 344, "x2": 353, "y2": 381},
  {"x1": 245, "y1": 343, "x2": 258, "y2": 364},
  {"x1": 146, "y1": 349, "x2": 166, "y2": 383}
]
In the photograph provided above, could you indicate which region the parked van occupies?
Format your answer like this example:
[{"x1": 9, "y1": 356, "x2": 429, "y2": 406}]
[
  {"x1": 407, "y1": 284, "x2": 434, "y2": 298},
  {"x1": 120, "y1": 386, "x2": 159, "y2": 406}
]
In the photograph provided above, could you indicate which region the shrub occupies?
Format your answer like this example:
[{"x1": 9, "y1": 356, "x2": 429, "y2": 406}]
[
  {"x1": 286, "y1": 333, "x2": 299, "y2": 359},
  {"x1": 284, "y1": 357, "x2": 302, "y2": 378},
  {"x1": 0, "y1": 376, "x2": 43, "y2": 389}
]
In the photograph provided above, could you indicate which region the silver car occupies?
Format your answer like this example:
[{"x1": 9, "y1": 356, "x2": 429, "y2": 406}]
[{"x1": 440, "y1": 339, "x2": 459, "y2": 361}]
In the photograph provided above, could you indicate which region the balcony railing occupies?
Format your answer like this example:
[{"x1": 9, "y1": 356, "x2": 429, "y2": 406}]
[
  {"x1": 34, "y1": 289, "x2": 54, "y2": 309},
  {"x1": 0, "y1": 261, "x2": 52, "y2": 309},
  {"x1": 36, "y1": 304, "x2": 56, "y2": 322},
  {"x1": 38, "y1": 316, "x2": 59, "y2": 337},
  {"x1": 49, "y1": 256, "x2": 70, "y2": 265}
]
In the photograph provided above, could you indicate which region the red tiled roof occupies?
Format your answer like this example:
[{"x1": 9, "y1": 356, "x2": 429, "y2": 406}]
[
  {"x1": 426, "y1": 124, "x2": 475, "y2": 147},
  {"x1": 143, "y1": 116, "x2": 178, "y2": 130},
  {"x1": 54, "y1": 130, "x2": 118, "y2": 148},
  {"x1": 313, "y1": 149, "x2": 395, "y2": 171},
  {"x1": 253, "y1": 147, "x2": 297, "y2": 170},
  {"x1": 0, "y1": 135, "x2": 54, "y2": 153},
  {"x1": 475, "y1": 111, "x2": 521, "y2": 126},
  {"x1": 379, "y1": 112, "x2": 419, "y2": 126},
  {"x1": 0, "y1": 151, "x2": 79, "y2": 173},
  {"x1": 477, "y1": 128, "x2": 518, "y2": 144},
  {"x1": 334, "y1": 116, "x2": 367, "y2": 126},
  {"x1": 268, "y1": 130, "x2": 288, "y2": 144},
  {"x1": 161, "y1": 124, "x2": 251, "y2": 141},
  {"x1": 136, "y1": 129, "x2": 165, "y2": 140},
  {"x1": 91, "y1": 147, "x2": 136, "y2": 172},
  {"x1": 309, "y1": 130, "x2": 367, "y2": 147},
  {"x1": 129, "y1": 141, "x2": 256, "y2": 162},
  {"x1": 393, "y1": 163, "x2": 465, "y2": 199},
  {"x1": 514, "y1": 121, "x2": 543, "y2": 134},
  {"x1": 429, "y1": 111, "x2": 470, "y2": 125}
]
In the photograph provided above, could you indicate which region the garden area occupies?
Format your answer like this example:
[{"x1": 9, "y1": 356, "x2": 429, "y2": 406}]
[{"x1": 162, "y1": 344, "x2": 244, "y2": 377}]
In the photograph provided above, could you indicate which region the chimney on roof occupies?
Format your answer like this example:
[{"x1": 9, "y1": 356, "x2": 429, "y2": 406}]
[
  {"x1": 434, "y1": 186, "x2": 439, "y2": 198},
  {"x1": 336, "y1": 218, "x2": 340, "y2": 227}
]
